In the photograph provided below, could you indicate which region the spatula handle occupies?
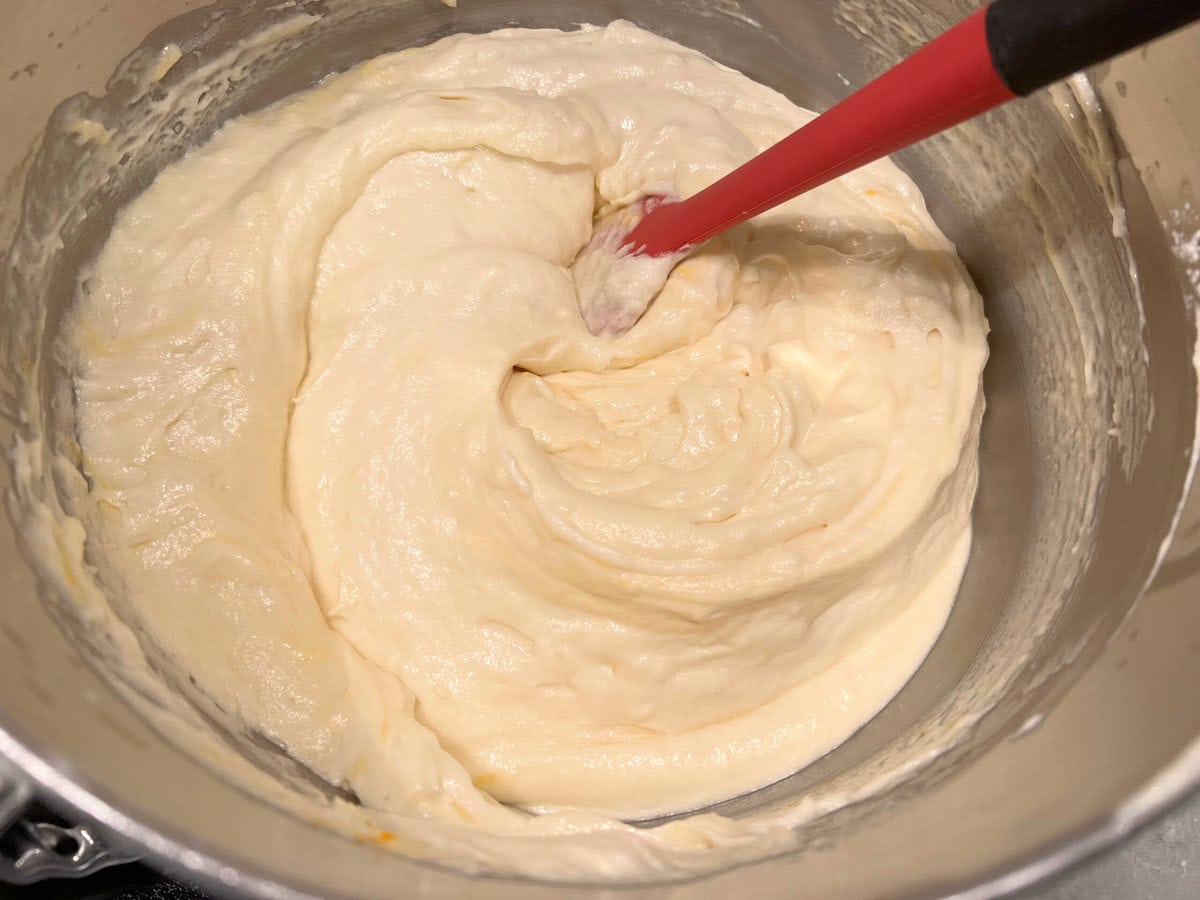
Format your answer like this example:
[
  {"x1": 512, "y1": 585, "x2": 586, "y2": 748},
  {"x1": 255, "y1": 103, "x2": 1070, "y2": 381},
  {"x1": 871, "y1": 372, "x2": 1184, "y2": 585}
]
[{"x1": 622, "y1": 0, "x2": 1200, "y2": 258}]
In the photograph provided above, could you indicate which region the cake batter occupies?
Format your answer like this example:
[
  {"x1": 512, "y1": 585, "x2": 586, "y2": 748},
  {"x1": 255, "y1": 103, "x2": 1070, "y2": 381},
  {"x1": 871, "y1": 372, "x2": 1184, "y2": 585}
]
[{"x1": 62, "y1": 19, "x2": 987, "y2": 868}]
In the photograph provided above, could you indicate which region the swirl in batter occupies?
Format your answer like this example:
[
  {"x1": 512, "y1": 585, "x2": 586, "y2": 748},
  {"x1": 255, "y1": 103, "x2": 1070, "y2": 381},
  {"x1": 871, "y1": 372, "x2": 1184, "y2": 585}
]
[{"x1": 65, "y1": 21, "x2": 987, "y2": 871}]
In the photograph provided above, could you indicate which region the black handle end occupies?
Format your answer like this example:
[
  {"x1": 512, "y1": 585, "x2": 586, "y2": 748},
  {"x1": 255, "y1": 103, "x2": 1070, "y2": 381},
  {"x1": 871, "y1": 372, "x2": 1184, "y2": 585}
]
[{"x1": 986, "y1": 0, "x2": 1200, "y2": 95}]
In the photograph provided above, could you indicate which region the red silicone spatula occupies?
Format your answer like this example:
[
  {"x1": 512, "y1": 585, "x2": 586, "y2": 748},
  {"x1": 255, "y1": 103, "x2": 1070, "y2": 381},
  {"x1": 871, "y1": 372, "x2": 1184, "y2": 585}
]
[{"x1": 575, "y1": 0, "x2": 1200, "y2": 335}]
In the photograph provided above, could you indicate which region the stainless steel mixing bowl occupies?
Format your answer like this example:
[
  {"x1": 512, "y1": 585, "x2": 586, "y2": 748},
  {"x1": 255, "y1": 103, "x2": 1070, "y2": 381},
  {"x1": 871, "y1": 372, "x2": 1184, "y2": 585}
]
[{"x1": 2, "y1": 1, "x2": 1199, "y2": 897}]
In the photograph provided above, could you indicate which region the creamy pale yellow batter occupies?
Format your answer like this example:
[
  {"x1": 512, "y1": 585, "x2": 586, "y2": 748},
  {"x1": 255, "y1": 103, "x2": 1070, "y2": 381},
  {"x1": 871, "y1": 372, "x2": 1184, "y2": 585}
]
[{"x1": 65, "y1": 20, "x2": 987, "y2": 863}]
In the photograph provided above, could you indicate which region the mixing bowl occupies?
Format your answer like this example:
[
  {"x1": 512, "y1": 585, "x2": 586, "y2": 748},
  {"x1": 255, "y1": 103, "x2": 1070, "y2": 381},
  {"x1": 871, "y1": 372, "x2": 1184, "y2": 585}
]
[{"x1": 2, "y1": 1, "x2": 1199, "y2": 896}]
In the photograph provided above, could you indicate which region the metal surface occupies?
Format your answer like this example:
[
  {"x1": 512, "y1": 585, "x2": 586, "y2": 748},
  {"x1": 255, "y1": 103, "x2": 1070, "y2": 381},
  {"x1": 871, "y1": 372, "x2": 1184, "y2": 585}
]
[
  {"x1": 1, "y1": 1, "x2": 1198, "y2": 898},
  {"x1": 3, "y1": 753, "x2": 140, "y2": 884},
  {"x1": 1024, "y1": 787, "x2": 1200, "y2": 899},
  {"x1": 0, "y1": 816, "x2": 141, "y2": 885}
]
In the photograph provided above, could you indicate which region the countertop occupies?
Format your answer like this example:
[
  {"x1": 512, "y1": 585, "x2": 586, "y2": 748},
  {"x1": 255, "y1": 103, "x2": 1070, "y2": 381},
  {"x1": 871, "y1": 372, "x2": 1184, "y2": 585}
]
[{"x1": 1018, "y1": 786, "x2": 1200, "y2": 899}]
